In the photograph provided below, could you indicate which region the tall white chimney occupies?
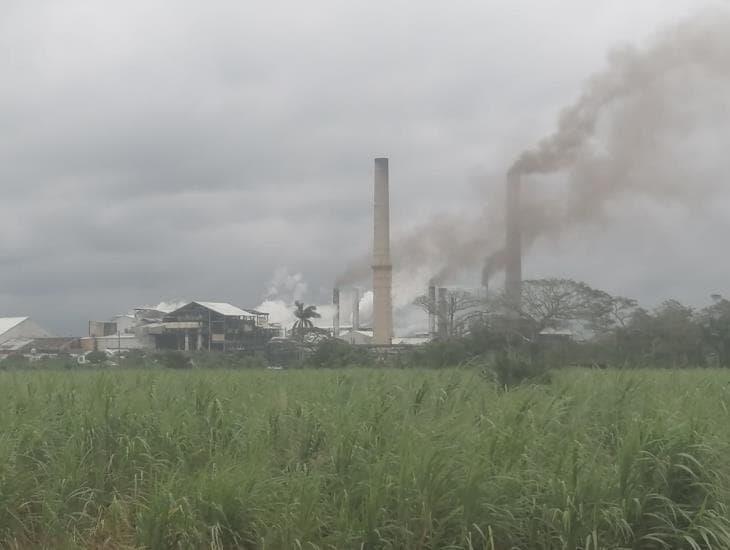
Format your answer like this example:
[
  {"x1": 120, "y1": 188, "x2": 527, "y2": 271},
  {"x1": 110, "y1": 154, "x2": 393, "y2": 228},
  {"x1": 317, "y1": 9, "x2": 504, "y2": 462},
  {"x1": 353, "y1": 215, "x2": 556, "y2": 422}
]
[
  {"x1": 481, "y1": 260, "x2": 490, "y2": 298},
  {"x1": 372, "y1": 157, "x2": 393, "y2": 345},
  {"x1": 352, "y1": 287, "x2": 360, "y2": 331}
]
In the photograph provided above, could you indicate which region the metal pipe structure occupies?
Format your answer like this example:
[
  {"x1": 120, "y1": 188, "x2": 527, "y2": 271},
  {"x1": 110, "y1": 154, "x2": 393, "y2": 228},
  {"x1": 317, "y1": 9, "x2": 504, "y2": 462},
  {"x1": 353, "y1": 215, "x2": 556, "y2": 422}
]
[
  {"x1": 352, "y1": 287, "x2": 360, "y2": 331},
  {"x1": 372, "y1": 158, "x2": 393, "y2": 345},
  {"x1": 428, "y1": 284, "x2": 437, "y2": 339},
  {"x1": 480, "y1": 261, "x2": 490, "y2": 298},
  {"x1": 333, "y1": 287, "x2": 340, "y2": 337},
  {"x1": 505, "y1": 171, "x2": 522, "y2": 311},
  {"x1": 437, "y1": 287, "x2": 448, "y2": 338}
]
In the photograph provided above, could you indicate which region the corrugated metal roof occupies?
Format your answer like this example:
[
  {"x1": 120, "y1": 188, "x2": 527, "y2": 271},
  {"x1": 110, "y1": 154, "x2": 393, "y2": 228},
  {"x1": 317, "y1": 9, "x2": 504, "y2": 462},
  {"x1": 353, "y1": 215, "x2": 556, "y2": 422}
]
[
  {"x1": 538, "y1": 327, "x2": 573, "y2": 336},
  {"x1": 339, "y1": 329, "x2": 374, "y2": 337},
  {"x1": 243, "y1": 309, "x2": 268, "y2": 316},
  {"x1": 194, "y1": 302, "x2": 251, "y2": 317},
  {"x1": 392, "y1": 337, "x2": 430, "y2": 346},
  {"x1": 0, "y1": 337, "x2": 34, "y2": 352},
  {"x1": 0, "y1": 317, "x2": 28, "y2": 337}
]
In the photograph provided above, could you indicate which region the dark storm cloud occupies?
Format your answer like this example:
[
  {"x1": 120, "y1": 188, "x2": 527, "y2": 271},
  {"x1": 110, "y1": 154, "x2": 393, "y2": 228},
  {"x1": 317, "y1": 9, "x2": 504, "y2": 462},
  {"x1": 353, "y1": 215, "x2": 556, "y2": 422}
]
[{"x1": 0, "y1": 0, "x2": 717, "y2": 333}]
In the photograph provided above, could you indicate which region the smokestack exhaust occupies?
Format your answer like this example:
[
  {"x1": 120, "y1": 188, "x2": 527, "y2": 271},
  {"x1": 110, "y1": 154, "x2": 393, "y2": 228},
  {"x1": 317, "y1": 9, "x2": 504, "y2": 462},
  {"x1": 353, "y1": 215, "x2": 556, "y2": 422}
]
[
  {"x1": 333, "y1": 287, "x2": 340, "y2": 337},
  {"x1": 437, "y1": 287, "x2": 448, "y2": 338},
  {"x1": 372, "y1": 157, "x2": 393, "y2": 345},
  {"x1": 428, "y1": 284, "x2": 436, "y2": 339},
  {"x1": 480, "y1": 261, "x2": 490, "y2": 298},
  {"x1": 505, "y1": 171, "x2": 522, "y2": 311},
  {"x1": 352, "y1": 287, "x2": 360, "y2": 331}
]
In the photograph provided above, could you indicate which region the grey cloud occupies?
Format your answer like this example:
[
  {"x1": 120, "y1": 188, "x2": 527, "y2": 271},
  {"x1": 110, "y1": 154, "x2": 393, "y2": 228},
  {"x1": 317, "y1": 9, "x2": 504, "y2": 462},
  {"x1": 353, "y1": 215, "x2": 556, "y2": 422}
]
[{"x1": 0, "y1": 0, "x2": 715, "y2": 334}]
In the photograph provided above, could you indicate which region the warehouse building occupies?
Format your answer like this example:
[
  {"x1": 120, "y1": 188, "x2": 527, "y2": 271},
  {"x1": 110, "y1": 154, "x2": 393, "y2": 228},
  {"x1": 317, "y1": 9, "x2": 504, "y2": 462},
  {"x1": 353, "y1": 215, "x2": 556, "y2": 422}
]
[
  {"x1": 0, "y1": 317, "x2": 57, "y2": 359},
  {"x1": 0, "y1": 317, "x2": 53, "y2": 346},
  {"x1": 136, "y1": 301, "x2": 280, "y2": 352}
]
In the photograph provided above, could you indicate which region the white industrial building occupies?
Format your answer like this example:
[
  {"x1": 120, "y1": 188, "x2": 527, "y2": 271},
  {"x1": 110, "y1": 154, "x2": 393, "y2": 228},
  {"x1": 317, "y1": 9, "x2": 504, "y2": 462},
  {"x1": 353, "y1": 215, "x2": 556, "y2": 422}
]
[
  {"x1": 0, "y1": 317, "x2": 53, "y2": 346},
  {"x1": 112, "y1": 314, "x2": 137, "y2": 334},
  {"x1": 337, "y1": 329, "x2": 374, "y2": 345},
  {"x1": 336, "y1": 328, "x2": 429, "y2": 347}
]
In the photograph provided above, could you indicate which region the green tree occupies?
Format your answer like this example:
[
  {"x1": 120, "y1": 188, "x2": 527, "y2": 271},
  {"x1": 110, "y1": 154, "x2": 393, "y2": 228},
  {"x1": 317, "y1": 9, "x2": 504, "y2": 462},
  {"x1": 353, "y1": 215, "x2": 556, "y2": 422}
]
[
  {"x1": 511, "y1": 278, "x2": 610, "y2": 340},
  {"x1": 699, "y1": 294, "x2": 730, "y2": 367},
  {"x1": 621, "y1": 301, "x2": 703, "y2": 366},
  {"x1": 413, "y1": 289, "x2": 484, "y2": 338},
  {"x1": 292, "y1": 301, "x2": 322, "y2": 335}
]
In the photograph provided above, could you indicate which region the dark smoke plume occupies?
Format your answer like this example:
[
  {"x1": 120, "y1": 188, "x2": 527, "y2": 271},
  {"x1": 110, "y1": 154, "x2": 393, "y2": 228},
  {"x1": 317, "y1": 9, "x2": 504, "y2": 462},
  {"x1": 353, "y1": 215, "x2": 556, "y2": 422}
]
[
  {"x1": 489, "y1": 10, "x2": 730, "y2": 275},
  {"x1": 338, "y1": 10, "x2": 730, "y2": 287}
]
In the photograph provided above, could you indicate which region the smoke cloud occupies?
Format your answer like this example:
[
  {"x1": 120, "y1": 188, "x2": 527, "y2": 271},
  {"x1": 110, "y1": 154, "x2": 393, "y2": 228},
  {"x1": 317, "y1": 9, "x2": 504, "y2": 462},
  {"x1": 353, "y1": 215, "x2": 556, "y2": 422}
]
[
  {"x1": 337, "y1": 9, "x2": 730, "y2": 290},
  {"x1": 256, "y1": 268, "x2": 335, "y2": 330}
]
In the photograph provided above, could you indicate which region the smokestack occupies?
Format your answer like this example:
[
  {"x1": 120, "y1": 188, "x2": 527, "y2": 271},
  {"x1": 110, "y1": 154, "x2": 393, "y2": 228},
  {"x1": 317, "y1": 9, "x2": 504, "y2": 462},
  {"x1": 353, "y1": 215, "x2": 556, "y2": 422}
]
[
  {"x1": 372, "y1": 158, "x2": 393, "y2": 345},
  {"x1": 352, "y1": 287, "x2": 360, "y2": 331},
  {"x1": 480, "y1": 261, "x2": 490, "y2": 298},
  {"x1": 333, "y1": 287, "x2": 340, "y2": 337},
  {"x1": 437, "y1": 287, "x2": 448, "y2": 338},
  {"x1": 428, "y1": 284, "x2": 437, "y2": 339},
  {"x1": 505, "y1": 172, "x2": 522, "y2": 310}
]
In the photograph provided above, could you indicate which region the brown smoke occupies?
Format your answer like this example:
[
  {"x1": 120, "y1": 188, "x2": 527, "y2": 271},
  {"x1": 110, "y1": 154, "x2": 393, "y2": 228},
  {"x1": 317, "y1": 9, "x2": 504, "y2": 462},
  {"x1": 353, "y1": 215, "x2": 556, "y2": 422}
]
[
  {"x1": 491, "y1": 10, "x2": 730, "y2": 272},
  {"x1": 338, "y1": 10, "x2": 730, "y2": 287},
  {"x1": 335, "y1": 213, "x2": 494, "y2": 286}
]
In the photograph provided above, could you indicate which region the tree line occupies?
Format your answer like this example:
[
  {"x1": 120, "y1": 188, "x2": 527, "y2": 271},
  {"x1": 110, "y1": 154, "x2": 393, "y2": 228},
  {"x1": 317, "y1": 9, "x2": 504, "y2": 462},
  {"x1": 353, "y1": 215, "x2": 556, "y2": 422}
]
[{"x1": 414, "y1": 279, "x2": 730, "y2": 368}]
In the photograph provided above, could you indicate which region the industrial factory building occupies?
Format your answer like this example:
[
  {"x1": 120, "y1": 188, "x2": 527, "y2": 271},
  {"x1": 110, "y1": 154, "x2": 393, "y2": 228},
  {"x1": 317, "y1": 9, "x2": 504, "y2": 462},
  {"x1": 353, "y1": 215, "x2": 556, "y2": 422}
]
[
  {"x1": 83, "y1": 308, "x2": 164, "y2": 352},
  {"x1": 0, "y1": 317, "x2": 62, "y2": 359},
  {"x1": 336, "y1": 329, "x2": 428, "y2": 346},
  {"x1": 337, "y1": 328, "x2": 374, "y2": 345},
  {"x1": 136, "y1": 301, "x2": 279, "y2": 352},
  {"x1": 84, "y1": 301, "x2": 280, "y2": 352},
  {"x1": 0, "y1": 337, "x2": 82, "y2": 359},
  {"x1": 0, "y1": 317, "x2": 53, "y2": 345}
]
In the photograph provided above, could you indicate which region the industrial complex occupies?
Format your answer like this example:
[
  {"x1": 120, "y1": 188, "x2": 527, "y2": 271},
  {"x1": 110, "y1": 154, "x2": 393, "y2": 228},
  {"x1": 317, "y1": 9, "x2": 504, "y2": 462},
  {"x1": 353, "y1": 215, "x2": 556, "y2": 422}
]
[{"x1": 1, "y1": 156, "x2": 520, "y2": 363}]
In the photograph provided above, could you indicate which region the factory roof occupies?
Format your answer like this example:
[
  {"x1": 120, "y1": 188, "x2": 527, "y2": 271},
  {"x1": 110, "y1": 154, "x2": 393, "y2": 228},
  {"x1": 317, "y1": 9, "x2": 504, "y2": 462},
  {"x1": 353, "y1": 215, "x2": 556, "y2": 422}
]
[
  {"x1": 0, "y1": 317, "x2": 29, "y2": 337},
  {"x1": 0, "y1": 337, "x2": 81, "y2": 354},
  {"x1": 0, "y1": 337, "x2": 35, "y2": 352},
  {"x1": 392, "y1": 336, "x2": 430, "y2": 346},
  {"x1": 538, "y1": 327, "x2": 574, "y2": 336},
  {"x1": 192, "y1": 302, "x2": 253, "y2": 317},
  {"x1": 242, "y1": 309, "x2": 268, "y2": 316}
]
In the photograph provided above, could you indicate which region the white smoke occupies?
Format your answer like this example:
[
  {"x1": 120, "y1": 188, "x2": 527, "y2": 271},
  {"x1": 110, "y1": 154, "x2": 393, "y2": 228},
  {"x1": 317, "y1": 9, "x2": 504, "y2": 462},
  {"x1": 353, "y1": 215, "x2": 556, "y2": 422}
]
[
  {"x1": 256, "y1": 268, "x2": 335, "y2": 331},
  {"x1": 265, "y1": 266, "x2": 308, "y2": 302},
  {"x1": 339, "y1": 9, "x2": 730, "y2": 289}
]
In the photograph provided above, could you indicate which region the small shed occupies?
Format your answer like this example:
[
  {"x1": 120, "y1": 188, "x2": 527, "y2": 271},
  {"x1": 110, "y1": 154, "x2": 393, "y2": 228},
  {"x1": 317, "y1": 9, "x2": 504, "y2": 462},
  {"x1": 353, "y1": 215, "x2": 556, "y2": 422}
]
[{"x1": 337, "y1": 329, "x2": 374, "y2": 346}]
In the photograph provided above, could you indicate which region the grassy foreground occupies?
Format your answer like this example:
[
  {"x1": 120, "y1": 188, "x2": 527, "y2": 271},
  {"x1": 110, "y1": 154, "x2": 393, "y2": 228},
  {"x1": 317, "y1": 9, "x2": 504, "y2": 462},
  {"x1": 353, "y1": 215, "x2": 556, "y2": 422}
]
[{"x1": 0, "y1": 368, "x2": 729, "y2": 549}]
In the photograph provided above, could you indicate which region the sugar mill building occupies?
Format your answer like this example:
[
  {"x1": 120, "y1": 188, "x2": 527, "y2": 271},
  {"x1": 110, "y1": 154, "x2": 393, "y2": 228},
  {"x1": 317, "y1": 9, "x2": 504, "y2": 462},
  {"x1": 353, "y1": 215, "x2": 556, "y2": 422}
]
[
  {"x1": 83, "y1": 308, "x2": 164, "y2": 352},
  {"x1": 0, "y1": 317, "x2": 53, "y2": 346},
  {"x1": 0, "y1": 317, "x2": 60, "y2": 358},
  {"x1": 136, "y1": 301, "x2": 279, "y2": 352}
]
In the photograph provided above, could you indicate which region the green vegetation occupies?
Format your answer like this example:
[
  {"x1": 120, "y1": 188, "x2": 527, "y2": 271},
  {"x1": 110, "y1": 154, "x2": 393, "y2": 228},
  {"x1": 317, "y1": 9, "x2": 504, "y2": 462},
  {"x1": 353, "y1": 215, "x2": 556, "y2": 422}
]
[
  {"x1": 415, "y1": 280, "x2": 730, "y2": 369},
  {"x1": 1, "y1": 368, "x2": 729, "y2": 548},
  {"x1": 292, "y1": 301, "x2": 322, "y2": 335}
]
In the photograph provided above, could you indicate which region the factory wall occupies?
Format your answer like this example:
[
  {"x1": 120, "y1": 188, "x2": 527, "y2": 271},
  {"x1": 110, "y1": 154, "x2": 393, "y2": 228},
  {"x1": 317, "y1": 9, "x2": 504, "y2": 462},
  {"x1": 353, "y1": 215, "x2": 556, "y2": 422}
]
[{"x1": 0, "y1": 318, "x2": 53, "y2": 346}]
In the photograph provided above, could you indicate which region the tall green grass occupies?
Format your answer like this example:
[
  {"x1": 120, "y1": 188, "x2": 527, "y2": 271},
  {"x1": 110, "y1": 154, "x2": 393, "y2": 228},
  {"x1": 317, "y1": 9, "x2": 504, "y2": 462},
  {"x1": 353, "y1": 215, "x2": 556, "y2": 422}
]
[{"x1": 0, "y1": 368, "x2": 729, "y2": 549}]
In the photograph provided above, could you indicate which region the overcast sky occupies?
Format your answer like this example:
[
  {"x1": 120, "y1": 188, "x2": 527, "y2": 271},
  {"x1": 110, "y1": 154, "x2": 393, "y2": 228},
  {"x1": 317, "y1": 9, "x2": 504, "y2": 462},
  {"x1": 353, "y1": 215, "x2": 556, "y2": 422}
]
[{"x1": 1, "y1": 0, "x2": 726, "y2": 335}]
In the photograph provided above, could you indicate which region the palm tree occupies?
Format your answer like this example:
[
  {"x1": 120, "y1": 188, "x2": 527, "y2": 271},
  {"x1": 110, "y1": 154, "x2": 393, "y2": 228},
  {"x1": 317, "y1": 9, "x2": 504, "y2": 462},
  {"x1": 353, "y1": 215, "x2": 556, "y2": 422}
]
[{"x1": 292, "y1": 301, "x2": 321, "y2": 335}]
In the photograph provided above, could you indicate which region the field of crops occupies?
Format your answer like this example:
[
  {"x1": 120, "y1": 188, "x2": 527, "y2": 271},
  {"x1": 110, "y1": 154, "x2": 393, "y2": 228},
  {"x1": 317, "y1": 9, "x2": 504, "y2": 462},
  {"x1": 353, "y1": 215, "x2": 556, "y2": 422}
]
[{"x1": 0, "y1": 367, "x2": 729, "y2": 549}]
